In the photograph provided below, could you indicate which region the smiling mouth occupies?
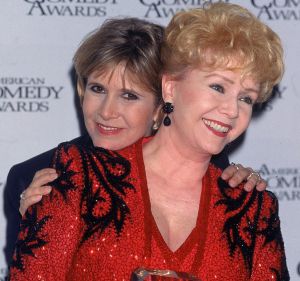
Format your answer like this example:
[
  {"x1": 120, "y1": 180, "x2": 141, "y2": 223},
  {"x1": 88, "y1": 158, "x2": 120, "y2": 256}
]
[
  {"x1": 98, "y1": 123, "x2": 119, "y2": 131},
  {"x1": 97, "y1": 123, "x2": 122, "y2": 135},
  {"x1": 202, "y1": 118, "x2": 231, "y2": 133}
]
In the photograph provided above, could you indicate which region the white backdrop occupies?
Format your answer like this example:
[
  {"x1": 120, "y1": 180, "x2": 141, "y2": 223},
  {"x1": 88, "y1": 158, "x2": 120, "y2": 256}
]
[{"x1": 0, "y1": 0, "x2": 299, "y2": 279}]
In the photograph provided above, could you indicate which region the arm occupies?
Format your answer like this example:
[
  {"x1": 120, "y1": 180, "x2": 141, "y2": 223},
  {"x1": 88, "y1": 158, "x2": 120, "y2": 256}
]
[
  {"x1": 4, "y1": 150, "x2": 55, "y2": 265},
  {"x1": 250, "y1": 192, "x2": 290, "y2": 281},
  {"x1": 9, "y1": 144, "x2": 84, "y2": 280},
  {"x1": 4, "y1": 166, "x2": 25, "y2": 265}
]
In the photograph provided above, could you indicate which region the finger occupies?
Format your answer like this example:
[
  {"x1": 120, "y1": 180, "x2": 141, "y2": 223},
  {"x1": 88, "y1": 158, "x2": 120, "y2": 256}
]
[
  {"x1": 32, "y1": 168, "x2": 57, "y2": 181},
  {"x1": 19, "y1": 186, "x2": 52, "y2": 214},
  {"x1": 33, "y1": 169, "x2": 57, "y2": 183},
  {"x1": 221, "y1": 166, "x2": 235, "y2": 180},
  {"x1": 31, "y1": 185, "x2": 53, "y2": 196},
  {"x1": 221, "y1": 163, "x2": 241, "y2": 180},
  {"x1": 227, "y1": 167, "x2": 251, "y2": 187},
  {"x1": 28, "y1": 172, "x2": 58, "y2": 193},
  {"x1": 243, "y1": 172, "x2": 263, "y2": 192},
  {"x1": 19, "y1": 194, "x2": 43, "y2": 216},
  {"x1": 24, "y1": 184, "x2": 53, "y2": 202},
  {"x1": 20, "y1": 185, "x2": 52, "y2": 209},
  {"x1": 255, "y1": 180, "x2": 267, "y2": 191},
  {"x1": 243, "y1": 177, "x2": 258, "y2": 192}
]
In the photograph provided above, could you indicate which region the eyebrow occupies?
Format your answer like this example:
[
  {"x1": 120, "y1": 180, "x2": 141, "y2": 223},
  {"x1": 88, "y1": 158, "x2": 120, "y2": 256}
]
[
  {"x1": 86, "y1": 81, "x2": 143, "y2": 96},
  {"x1": 204, "y1": 73, "x2": 234, "y2": 84},
  {"x1": 204, "y1": 73, "x2": 259, "y2": 94}
]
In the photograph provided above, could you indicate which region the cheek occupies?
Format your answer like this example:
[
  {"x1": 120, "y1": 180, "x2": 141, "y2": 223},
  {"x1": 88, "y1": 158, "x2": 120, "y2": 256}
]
[
  {"x1": 82, "y1": 95, "x2": 98, "y2": 120},
  {"x1": 240, "y1": 108, "x2": 252, "y2": 127},
  {"x1": 82, "y1": 100, "x2": 88, "y2": 118},
  {"x1": 175, "y1": 85, "x2": 210, "y2": 118},
  {"x1": 175, "y1": 81, "x2": 206, "y2": 104},
  {"x1": 176, "y1": 88, "x2": 196, "y2": 106},
  {"x1": 233, "y1": 109, "x2": 252, "y2": 137}
]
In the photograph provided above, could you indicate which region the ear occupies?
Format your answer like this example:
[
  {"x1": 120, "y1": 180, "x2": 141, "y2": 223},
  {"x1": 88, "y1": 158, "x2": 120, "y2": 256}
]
[
  {"x1": 152, "y1": 103, "x2": 164, "y2": 130},
  {"x1": 162, "y1": 74, "x2": 176, "y2": 103},
  {"x1": 76, "y1": 81, "x2": 85, "y2": 104}
]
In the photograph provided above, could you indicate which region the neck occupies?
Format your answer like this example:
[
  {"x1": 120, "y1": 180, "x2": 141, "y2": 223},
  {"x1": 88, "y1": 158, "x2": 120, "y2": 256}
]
[{"x1": 143, "y1": 126, "x2": 212, "y2": 189}]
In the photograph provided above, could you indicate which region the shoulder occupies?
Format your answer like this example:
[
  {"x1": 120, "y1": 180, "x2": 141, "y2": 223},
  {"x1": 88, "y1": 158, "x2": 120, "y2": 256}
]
[
  {"x1": 9, "y1": 136, "x2": 88, "y2": 172},
  {"x1": 261, "y1": 190, "x2": 279, "y2": 209},
  {"x1": 53, "y1": 135, "x2": 92, "y2": 159},
  {"x1": 210, "y1": 163, "x2": 279, "y2": 218},
  {"x1": 55, "y1": 135, "x2": 91, "y2": 150},
  {"x1": 51, "y1": 138, "x2": 140, "y2": 191},
  {"x1": 52, "y1": 138, "x2": 139, "y2": 188},
  {"x1": 257, "y1": 190, "x2": 280, "y2": 229},
  {"x1": 55, "y1": 135, "x2": 138, "y2": 161},
  {"x1": 46, "y1": 135, "x2": 90, "y2": 160},
  {"x1": 8, "y1": 149, "x2": 54, "y2": 179},
  {"x1": 6, "y1": 149, "x2": 56, "y2": 199},
  {"x1": 6, "y1": 136, "x2": 89, "y2": 187},
  {"x1": 55, "y1": 135, "x2": 91, "y2": 151}
]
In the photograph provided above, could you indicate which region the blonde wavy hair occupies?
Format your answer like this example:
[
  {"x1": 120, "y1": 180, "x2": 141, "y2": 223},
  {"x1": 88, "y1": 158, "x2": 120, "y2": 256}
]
[{"x1": 161, "y1": 2, "x2": 284, "y2": 102}]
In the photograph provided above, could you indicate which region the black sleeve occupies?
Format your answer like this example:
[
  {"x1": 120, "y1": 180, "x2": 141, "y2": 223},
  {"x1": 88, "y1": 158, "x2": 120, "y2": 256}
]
[
  {"x1": 4, "y1": 165, "x2": 24, "y2": 265},
  {"x1": 211, "y1": 150, "x2": 230, "y2": 170}
]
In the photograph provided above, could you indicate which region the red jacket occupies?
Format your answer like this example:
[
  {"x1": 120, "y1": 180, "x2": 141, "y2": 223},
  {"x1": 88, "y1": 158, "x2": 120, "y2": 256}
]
[{"x1": 9, "y1": 140, "x2": 289, "y2": 280}]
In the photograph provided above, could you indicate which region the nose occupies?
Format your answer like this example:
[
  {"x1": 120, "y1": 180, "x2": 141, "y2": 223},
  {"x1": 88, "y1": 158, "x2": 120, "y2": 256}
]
[
  {"x1": 98, "y1": 96, "x2": 119, "y2": 120},
  {"x1": 219, "y1": 97, "x2": 239, "y2": 119}
]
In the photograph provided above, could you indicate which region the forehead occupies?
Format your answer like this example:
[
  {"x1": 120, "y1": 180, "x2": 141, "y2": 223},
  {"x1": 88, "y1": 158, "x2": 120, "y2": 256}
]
[
  {"x1": 188, "y1": 67, "x2": 259, "y2": 90},
  {"x1": 87, "y1": 64, "x2": 161, "y2": 105},
  {"x1": 89, "y1": 64, "x2": 149, "y2": 91}
]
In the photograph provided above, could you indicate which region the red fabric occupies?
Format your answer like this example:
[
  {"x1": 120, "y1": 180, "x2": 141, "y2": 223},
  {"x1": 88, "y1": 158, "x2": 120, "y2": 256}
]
[{"x1": 9, "y1": 140, "x2": 289, "y2": 281}]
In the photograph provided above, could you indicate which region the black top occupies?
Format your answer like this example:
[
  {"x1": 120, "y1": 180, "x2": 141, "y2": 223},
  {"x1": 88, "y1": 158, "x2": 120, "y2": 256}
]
[{"x1": 3, "y1": 135, "x2": 229, "y2": 265}]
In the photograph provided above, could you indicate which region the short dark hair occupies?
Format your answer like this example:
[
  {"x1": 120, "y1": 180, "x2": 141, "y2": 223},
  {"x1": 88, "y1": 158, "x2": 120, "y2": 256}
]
[{"x1": 73, "y1": 17, "x2": 164, "y2": 105}]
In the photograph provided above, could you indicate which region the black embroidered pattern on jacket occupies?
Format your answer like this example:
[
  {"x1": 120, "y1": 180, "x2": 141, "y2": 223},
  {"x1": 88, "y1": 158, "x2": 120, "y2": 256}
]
[
  {"x1": 11, "y1": 205, "x2": 51, "y2": 271},
  {"x1": 76, "y1": 145, "x2": 135, "y2": 244},
  {"x1": 257, "y1": 192, "x2": 290, "y2": 281},
  {"x1": 49, "y1": 144, "x2": 78, "y2": 201},
  {"x1": 258, "y1": 192, "x2": 282, "y2": 249},
  {"x1": 216, "y1": 178, "x2": 289, "y2": 280},
  {"x1": 216, "y1": 177, "x2": 262, "y2": 272}
]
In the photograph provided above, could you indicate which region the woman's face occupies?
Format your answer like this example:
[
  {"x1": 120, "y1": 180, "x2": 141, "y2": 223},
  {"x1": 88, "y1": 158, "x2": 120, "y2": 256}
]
[
  {"x1": 163, "y1": 68, "x2": 259, "y2": 156},
  {"x1": 81, "y1": 65, "x2": 159, "y2": 150}
]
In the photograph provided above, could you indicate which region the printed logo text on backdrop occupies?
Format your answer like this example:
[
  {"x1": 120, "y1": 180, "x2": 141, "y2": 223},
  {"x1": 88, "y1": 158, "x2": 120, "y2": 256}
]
[{"x1": 23, "y1": 0, "x2": 117, "y2": 17}]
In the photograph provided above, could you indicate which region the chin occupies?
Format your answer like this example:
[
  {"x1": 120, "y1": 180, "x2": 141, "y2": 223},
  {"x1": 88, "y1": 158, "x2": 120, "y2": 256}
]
[
  {"x1": 206, "y1": 145, "x2": 225, "y2": 156},
  {"x1": 92, "y1": 140, "x2": 110, "y2": 149}
]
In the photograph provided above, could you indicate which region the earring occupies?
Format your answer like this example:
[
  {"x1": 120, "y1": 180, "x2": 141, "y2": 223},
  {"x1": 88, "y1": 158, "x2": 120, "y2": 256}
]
[{"x1": 162, "y1": 102, "x2": 174, "y2": 126}]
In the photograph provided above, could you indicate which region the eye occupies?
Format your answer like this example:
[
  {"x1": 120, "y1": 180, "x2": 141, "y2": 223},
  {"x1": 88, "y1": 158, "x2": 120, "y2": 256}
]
[
  {"x1": 90, "y1": 84, "x2": 106, "y2": 94},
  {"x1": 239, "y1": 96, "x2": 254, "y2": 105},
  {"x1": 122, "y1": 91, "x2": 139, "y2": 100},
  {"x1": 210, "y1": 84, "x2": 224, "y2": 94}
]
